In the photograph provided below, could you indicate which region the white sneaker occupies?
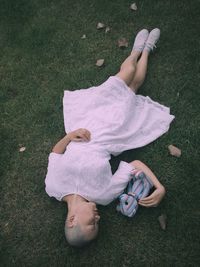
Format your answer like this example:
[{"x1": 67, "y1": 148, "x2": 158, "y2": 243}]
[
  {"x1": 144, "y1": 28, "x2": 160, "y2": 52},
  {"x1": 132, "y1": 29, "x2": 149, "y2": 52}
]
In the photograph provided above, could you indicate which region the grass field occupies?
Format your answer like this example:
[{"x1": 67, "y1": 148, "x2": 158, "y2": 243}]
[{"x1": 1, "y1": 0, "x2": 200, "y2": 266}]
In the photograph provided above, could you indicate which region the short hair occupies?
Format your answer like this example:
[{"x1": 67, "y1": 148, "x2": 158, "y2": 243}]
[{"x1": 64, "y1": 223, "x2": 97, "y2": 248}]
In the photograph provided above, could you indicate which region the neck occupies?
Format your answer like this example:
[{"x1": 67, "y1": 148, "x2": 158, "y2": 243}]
[{"x1": 63, "y1": 194, "x2": 87, "y2": 210}]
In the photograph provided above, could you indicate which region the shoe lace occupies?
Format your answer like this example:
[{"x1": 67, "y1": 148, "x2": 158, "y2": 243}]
[
  {"x1": 146, "y1": 43, "x2": 157, "y2": 50},
  {"x1": 152, "y1": 44, "x2": 157, "y2": 49}
]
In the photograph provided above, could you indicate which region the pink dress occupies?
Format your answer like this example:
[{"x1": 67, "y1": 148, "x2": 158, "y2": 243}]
[{"x1": 45, "y1": 76, "x2": 175, "y2": 205}]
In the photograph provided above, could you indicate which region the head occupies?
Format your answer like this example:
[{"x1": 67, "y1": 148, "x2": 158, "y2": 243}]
[{"x1": 65, "y1": 200, "x2": 100, "y2": 247}]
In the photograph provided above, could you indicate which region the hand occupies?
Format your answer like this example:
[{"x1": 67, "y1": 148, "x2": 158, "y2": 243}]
[
  {"x1": 67, "y1": 128, "x2": 91, "y2": 142},
  {"x1": 138, "y1": 186, "x2": 166, "y2": 208}
]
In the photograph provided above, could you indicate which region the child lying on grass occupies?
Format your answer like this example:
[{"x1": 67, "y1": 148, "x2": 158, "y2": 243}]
[{"x1": 45, "y1": 28, "x2": 174, "y2": 247}]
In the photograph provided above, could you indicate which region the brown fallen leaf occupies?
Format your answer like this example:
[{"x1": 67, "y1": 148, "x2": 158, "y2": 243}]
[
  {"x1": 105, "y1": 26, "x2": 110, "y2": 33},
  {"x1": 158, "y1": 214, "x2": 167, "y2": 230},
  {"x1": 130, "y1": 3, "x2": 137, "y2": 11},
  {"x1": 97, "y1": 22, "x2": 105, "y2": 29},
  {"x1": 81, "y1": 34, "x2": 86, "y2": 39},
  {"x1": 168, "y1": 144, "x2": 181, "y2": 157},
  {"x1": 19, "y1": 146, "x2": 26, "y2": 152},
  {"x1": 96, "y1": 59, "x2": 105, "y2": 67},
  {"x1": 118, "y1": 38, "x2": 128, "y2": 48}
]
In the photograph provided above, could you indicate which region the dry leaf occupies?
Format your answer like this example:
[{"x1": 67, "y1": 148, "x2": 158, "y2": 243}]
[
  {"x1": 168, "y1": 145, "x2": 181, "y2": 157},
  {"x1": 19, "y1": 146, "x2": 26, "y2": 152},
  {"x1": 81, "y1": 34, "x2": 86, "y2": 39},
  {"x1": 118, "y1": 38, "x2": 128, "y2": 48},
  {"x1": 96, "y1": 59, "x2": 105, "y2": 67},
  {"x1": 158, "y1": 214, "x2": 167, "y2": 230},
  {"x1": 97, "y1": 22, "x2": 105, "y2": 29},
  {"x1": 130, "y1": 3, "x2": 137, "y2": 11},
  {"x1": 105, "y1": 26, "x2": 110, "y2": 33}
]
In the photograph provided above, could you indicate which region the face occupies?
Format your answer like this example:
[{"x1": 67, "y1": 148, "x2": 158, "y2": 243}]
[{"x1": 75, "y1": 201, "x2": 100, "y2": 238}]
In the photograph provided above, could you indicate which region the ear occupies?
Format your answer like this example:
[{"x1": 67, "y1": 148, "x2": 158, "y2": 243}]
[{"x1": 66, "y1": 215, "x2": 76, "y2": 228}]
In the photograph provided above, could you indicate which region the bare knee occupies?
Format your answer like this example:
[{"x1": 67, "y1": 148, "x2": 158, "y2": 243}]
[
  {"x1": 120, "y1": 64, "x2": 136, "y2": 74},
  {"x1": 129, "y1": 81, "x2": 141, "y2": 93},
  {"x1": 116, "y1": 65, "x2": 136, "y2": 85}
]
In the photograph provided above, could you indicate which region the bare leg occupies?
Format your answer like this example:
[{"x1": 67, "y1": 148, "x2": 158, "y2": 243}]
[
  {"x1": 129, "y1": 50, "x2": 150, "y2": 93},
  {"x1": 115, "y1": 50, "x2": 141, "y2": 86}
]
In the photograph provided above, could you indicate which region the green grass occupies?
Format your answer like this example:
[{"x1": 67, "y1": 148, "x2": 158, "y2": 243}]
[{"x1": 1, "y1": 0, "x2": 200, "y2": 266}]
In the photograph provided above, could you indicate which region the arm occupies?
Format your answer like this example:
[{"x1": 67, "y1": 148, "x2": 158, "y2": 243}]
[
  {"x1": 52, "y1": 134, "x2": 71, "y2": 154},
  {"x1": 129, "y1": 160, "x2": 166, "y2": 207},
  {"x1": 52, "y1": 128, "x2": 91, "y2": 154},
  {"x1": 100, "y1": 161, "x2": 134, "y2": 205}
]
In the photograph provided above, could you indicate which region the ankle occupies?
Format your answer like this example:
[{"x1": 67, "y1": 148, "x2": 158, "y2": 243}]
[
  {"x1": 142, "y1": 49, "x2": 150, "y2": 56},
  {"x1": 130, "y1": 50, "x2": 141, "y2": 58},
  {"x1": 144, "y1": 46, "x2": 151, "y2": 53}
]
